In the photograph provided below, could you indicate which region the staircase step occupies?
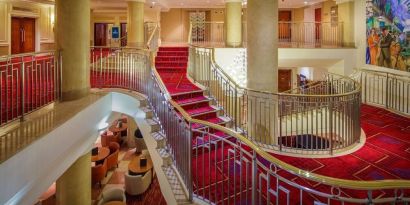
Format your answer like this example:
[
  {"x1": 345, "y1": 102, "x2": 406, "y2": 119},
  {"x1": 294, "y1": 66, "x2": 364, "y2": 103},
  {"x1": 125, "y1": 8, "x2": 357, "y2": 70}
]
[
  {"x1": 155, "y1": 56, "x2": 188, "y2": 62},
  {"x1": 159, "y1": 47, "x2": 189, "y2": 52},
  {"x1": 141, "y1": 106, "x2": 153, "y2": 119},
  {"x1": 157, "y1": 148, "x2": 172, "y2": 166},
  {"x1": 171, "y1": 89, "x2": 205, "y2": 98},
  {"x1": 139, "y1": 99, "x2": 148, "y2": 108},
  {"x1": 185, "y1": 105, "x2": 222, "y2": 117},
  {"x1": 146, "y1": 118, "x2": 160, "y2": 133},
  {"x1": 152, "y1": 131, "x2": 166, "y2": 149},
  {"x1": 191, "y1": 116, "x2": 231, "y2": 129},
  {"x1": 175, "y1": 96, "x2": 212, "y2": 106},
  {"x1": 193, "y1": 131, "x2": 232, "y2": 147},
  {"x1": 157, "y1": 51, "x2": 188, "y2": 57}
]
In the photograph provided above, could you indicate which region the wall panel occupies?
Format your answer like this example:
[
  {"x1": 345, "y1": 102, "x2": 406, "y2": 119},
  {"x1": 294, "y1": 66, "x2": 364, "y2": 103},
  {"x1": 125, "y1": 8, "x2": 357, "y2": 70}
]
[{"x1": 0, "y1": 2, "x2": 9, "y2": 45}]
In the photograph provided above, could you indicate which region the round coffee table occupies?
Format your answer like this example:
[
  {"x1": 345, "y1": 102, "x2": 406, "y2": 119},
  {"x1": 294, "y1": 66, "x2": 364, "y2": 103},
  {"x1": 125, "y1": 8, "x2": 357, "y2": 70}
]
[
  {"x1": 91, "y1": 147, "x2": 110, "y2": 162},
  {"x1": 128, "y1": 154, "x2": 153, "y2": 176}
]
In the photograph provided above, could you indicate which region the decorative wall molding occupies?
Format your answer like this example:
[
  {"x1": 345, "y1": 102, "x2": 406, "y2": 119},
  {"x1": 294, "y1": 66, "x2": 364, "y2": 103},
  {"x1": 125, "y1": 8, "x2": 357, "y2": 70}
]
[{"x1": 0, "y1": 2, "x2": 9, "y2": 44}]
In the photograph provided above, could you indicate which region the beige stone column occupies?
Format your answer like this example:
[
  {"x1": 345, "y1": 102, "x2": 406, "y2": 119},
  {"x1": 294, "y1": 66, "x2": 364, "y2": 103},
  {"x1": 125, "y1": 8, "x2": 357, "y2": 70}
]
[
  {"x1": 55, "y1": 0, "x2": 90, "y2": 101},
  {"x1": 246, "y1": 0, "x2": 278, "y2": 144},
  {"x1": 338, "y1": 0, "x2": 355, "y2": 47},
  {"x1": 127, "y1": 0, "x2": 145, "y2": 48},
  {"x1": 225, "y1": 0, "x2": 242, "y2": 47},
  {"x1": 56, "y1": 152, "x2": 91, "y2": 205}
]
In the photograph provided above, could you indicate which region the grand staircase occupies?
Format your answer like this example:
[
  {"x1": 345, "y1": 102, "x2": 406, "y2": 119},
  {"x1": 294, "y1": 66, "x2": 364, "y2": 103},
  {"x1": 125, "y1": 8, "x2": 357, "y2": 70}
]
[{"x1": 155, "y1": 47, "x2": 231, "y2": 146}]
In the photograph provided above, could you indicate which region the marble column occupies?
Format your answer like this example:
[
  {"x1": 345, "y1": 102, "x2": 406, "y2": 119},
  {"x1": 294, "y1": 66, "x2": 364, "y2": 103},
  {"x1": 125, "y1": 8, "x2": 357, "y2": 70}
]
[
  {"x1": 55, "y1": 0, "x2": 90, "y2": 101},
  {"x1": 56, "y1": 152, "x2": 91, "y2": 205},
  {"x1": 127, "y1": 0, "x2": 145, "y2": 48},
  {"x1": 225, "y1": 0, "x2": 242, "y2": 47},
  {"x1": 337, "y1": 0, "x2": 355, "y2": 47},
  {"x1": 246, "y1": 0, "x2": 278, "y2": 144}
]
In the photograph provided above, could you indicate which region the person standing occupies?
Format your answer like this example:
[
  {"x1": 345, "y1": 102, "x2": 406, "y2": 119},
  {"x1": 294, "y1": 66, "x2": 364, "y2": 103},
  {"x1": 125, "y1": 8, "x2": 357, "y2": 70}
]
[
  {"x1": 379, "y1": 28, "x2": 393, "y2": 68},
  {"x1": 367, "y1": 28, "x2": 380, "y2": 65}
]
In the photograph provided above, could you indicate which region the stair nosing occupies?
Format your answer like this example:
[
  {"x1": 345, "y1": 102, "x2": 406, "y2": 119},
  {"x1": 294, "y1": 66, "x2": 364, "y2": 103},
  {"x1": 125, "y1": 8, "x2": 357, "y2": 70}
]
[{"x1": 178, "y1": 97, "x2": 212, "y2": 106}]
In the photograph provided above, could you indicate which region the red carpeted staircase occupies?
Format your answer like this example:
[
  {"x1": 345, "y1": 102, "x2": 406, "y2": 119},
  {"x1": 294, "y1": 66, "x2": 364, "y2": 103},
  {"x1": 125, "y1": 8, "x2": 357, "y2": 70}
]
[{"x1": 155, "y1": 47, "x2": 231, "y2": 146}]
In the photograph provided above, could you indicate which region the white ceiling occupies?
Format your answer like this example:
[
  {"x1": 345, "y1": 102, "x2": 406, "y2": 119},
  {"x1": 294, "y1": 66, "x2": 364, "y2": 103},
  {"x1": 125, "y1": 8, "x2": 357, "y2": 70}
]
[{"x1": 91, "y1": 0, "x2": 331, "y2": 10}]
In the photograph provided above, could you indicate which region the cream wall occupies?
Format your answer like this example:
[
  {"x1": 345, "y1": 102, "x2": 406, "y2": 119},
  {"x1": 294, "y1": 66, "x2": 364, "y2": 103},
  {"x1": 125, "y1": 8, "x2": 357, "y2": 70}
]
[
  {"x1": 160, "y1": 8, "x2": 225, "y2": 44},
  {"x1": 0, "y1": 1, "x2": 54, "y2": 55},
  {"x1": 160, "y1": 8, "x2": 189, "y2": 44},
  {"x1": 292, "y1": 8, "x2": 304, "y2": 22},
  {"x1": 338, "y1": 1, "x2": 355, "y2": 47},
  {"x1": 321, "y1": 0, "x2": 336, "y2": 23}
]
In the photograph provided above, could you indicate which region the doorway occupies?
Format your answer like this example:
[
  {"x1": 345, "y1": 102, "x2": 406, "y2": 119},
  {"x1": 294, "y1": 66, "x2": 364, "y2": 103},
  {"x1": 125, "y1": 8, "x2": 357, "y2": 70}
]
[
  {"x1": 278, "y1": 69, "x2": 292, "y2": 92},
  {"x1": 11, "y1": 17, "x2": 36, "y2": 54},
  {"x1": 315, "y1": 8, "x2": 322, "y2": 40},
  {"x1": 279, "y1": 11, "x2": 292, "y2": 40},
  {"x1": 94, "y1": 23, "x2": 108, "y2": 46},
  {"x1": 120, "y1": 23, "x2": 127, "y2": 47}
]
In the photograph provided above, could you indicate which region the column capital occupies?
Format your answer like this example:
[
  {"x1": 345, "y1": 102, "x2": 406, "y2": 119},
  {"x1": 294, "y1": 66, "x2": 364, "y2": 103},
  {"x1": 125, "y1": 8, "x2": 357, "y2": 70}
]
[
  {"x1": 127, "y1": 0, "x2": 146, "y2": 3},
  {"x1": 225, "y1": 0, "x2": 242, "y2": 3}
]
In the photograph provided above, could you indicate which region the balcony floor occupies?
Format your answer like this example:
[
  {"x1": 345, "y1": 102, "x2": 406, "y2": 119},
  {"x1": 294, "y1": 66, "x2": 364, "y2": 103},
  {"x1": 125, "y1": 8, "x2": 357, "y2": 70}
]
[
  {"x1": 0, "y1": 93, "x2": 106, "y2": 164},
  {"x1": 271, "y1": 104, "x2": 410, "y2": 181}
]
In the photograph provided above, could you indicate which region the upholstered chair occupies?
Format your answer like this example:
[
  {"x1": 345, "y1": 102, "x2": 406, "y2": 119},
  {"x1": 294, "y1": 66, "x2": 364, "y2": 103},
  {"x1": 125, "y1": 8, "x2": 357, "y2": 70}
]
[
  {"x1": 97, "y1": 187, "x2": 126, "y2": 205},
  {"x1": 100, "y1": 131, "x2": 116, "y2": 147},
  {"x1": 106, "y1": 144, "x2": 119, "y2": 171},
  {"x1": 124, "y1": 170, "x2": 152, "y2": 195},
  {"x1": 109, "y1": 142, "x2": 120, "y2": 154},
  {"x1": 92, "y1": 159, "x2": 107, "y2": 188}
]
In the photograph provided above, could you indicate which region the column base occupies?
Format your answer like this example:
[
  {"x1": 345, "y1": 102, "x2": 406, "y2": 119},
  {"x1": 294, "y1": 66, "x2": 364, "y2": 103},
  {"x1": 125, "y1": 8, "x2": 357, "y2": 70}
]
[
  {"x1": 225, "y1": 42, "x2": 242, "y2": 48},
  {"x1": 61, "y1": 87, "x2": 90, "y2": 101}
]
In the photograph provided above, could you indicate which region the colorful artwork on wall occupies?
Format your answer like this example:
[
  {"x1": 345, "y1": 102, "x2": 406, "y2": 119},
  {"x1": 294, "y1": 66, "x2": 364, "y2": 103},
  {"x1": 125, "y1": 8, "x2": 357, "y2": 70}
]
[{"x1": 366, "y1": 0, "x2": 410, "y2": 72}]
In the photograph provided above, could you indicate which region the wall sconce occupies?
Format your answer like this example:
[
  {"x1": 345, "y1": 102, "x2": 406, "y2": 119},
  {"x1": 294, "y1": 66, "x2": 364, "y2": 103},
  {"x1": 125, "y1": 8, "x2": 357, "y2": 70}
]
[{"x1": 50, "y1": 13, "x2": 55, "y2": 29}]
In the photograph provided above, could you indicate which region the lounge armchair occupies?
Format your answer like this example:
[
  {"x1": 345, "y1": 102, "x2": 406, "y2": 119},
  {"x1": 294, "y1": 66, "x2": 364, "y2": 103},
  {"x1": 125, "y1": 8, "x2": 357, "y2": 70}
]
[{"x1": 124, "y1": 170, "x2": 152, "y2": 195}]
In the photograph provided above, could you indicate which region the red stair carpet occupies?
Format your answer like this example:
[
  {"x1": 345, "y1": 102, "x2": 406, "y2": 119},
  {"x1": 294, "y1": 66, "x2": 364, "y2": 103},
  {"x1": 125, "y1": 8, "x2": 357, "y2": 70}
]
[
  {"x1": 155, "y1": 47, "x2": 231, "y2": 146},
  {"x1": 155, "y1": 47, "x2": 409, "y2": 204}
]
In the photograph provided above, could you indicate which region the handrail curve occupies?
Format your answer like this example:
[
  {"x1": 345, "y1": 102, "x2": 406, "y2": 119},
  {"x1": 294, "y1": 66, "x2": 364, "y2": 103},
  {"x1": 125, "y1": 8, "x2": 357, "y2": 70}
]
[
  {"x1": 169, "y1": 98, "x2": 410, "y2": 190},
  {"x1": 202, "y1": 44, "x2": 362, "y2": 97},
  {"x1": 89, "y1": 47, "x2": 410, "y2": 204},
  {"x1": 158, "y1": 56, "x2": 410, "y2": 191}
]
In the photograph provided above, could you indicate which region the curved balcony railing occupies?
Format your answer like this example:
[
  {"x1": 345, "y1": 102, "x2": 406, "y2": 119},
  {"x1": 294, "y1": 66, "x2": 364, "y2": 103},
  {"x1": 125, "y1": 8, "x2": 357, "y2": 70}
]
[
  {"x1": 190, "y1": 21, "x2": 344, "y2": 48},
  {"x1": 89, "y1": 47, "x2": 410, "y2": 204},
  {"x1": 353, "y1": 68, "x2": 410, "y2": 116},
  {"x1": 188, "y1": 46, "x2": 362, "y2": 155},
  {"x1": 0, "y1": 51, "x2": 61, "y2": 127}
]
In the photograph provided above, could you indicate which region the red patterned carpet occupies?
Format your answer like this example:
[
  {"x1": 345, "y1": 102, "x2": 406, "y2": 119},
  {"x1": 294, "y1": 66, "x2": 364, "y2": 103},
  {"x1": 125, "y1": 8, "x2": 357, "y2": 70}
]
[
  {"x1": 271, "y1": 104, "x2": 410, "y2": 181},
  {"x1": 154, "y1": 47, "x2": 410, "y2": 204}
]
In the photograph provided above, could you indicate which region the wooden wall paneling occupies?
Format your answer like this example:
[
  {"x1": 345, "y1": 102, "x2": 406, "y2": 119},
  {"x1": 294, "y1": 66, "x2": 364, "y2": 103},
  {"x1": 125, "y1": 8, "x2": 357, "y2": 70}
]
[{"x1": 0, "y1": 2, "x2": 10, "y2": 45}]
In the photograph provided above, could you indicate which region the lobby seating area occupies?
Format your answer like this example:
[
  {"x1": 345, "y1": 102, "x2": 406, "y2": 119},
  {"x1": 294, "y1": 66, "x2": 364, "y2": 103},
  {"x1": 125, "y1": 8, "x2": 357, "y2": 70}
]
[{"x1": 37, "y1": 115, "x2": 167, "y2": 205}]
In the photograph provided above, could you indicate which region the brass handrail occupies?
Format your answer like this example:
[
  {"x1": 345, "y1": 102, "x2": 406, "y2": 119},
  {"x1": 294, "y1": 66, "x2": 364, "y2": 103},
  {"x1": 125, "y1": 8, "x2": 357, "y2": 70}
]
[
  {"x1": 0, "y1": 50, "x2": 56, "y2": 59},
  {"x1": 91, "y1": 46, "x2": 410, "y2": 195},
  {"x1": 198, "y1": 44, "x2": 362, "y2": 97},
  {"x1": 168, "y1": 98, "x2": 410, "y2": 190},
  {"x1": 146, "y1": 24, "x2": 159, "y2": 49}
]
